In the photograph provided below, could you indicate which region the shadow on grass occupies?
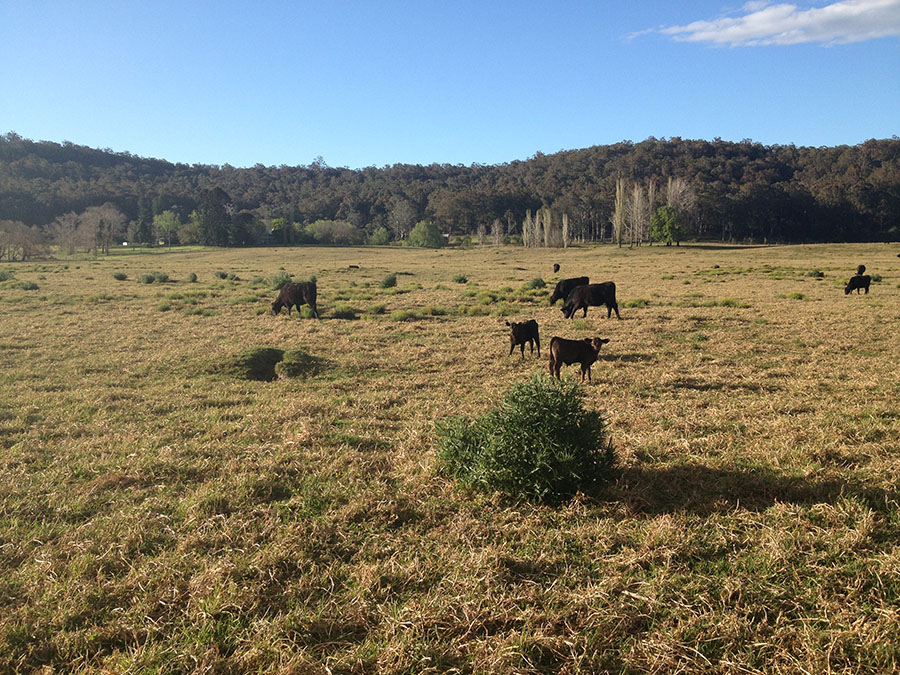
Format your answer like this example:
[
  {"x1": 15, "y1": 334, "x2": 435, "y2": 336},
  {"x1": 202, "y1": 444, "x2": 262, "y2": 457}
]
[{"x1": 595, "y1": 463, "x2": 899, "y2": 516}]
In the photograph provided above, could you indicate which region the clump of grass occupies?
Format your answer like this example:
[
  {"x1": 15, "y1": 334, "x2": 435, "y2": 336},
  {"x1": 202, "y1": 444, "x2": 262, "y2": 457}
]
[
  {"x1": 331, "y1": 304, "x2": 358, "y2": 320},
  {"x1": 18, "y1": 281, "x2": 39, "y2": 290},
  {"x1": 275, "y1": 349, "x2": 322, "y2": 378},
  {"x1": 112, "y1": 272, "x2": 127, "y2": 281},
  {"x1": 780, "y1": 292, "x2": 806, "y2": 300},
  {"x1": 807, "y1": 270, "x2": 825, "y2": 278},
  {"x1": 270, "y1": 271, "x2": 293, "y2": 289},
  {"x1": 871, "y1": 273, "x2": 883, "y2": 282},
  {"x1": 0, "y1": 270, "x2": 14, "y2": 282},
  {"x1": 215, "y1": 271, "x2": 229, "y2": 279},
  {"x1": 436, "y1": 375, "x2": 614, "y2": 502},
  {"x1": 365, "y1": 304, "x2": 387, "y2": 315},
  {"x1": 216, "y1": 347, "x2": 285, "y2": 381},
  {"x1": 521, "y1": 278, "x2": 546, "y2": 290},
  {"x1": 624, "y1": 297, "x2": 649, "y2": 308},
  {"x1": 390, "y1": 309, "x2": 419, "y2": 321},
  {"x1": 381, "y1": 273, "x2": 397, "y2": 289},
  {"x1": 153, "y1": 271, "x2": 169, "y2": 283},
  {"x1": 156, "y1": 301, "x2": 172, "y2": 311},
  {"x1": 452, "y1": 274, "x2": 468, "y2": 284},
  {"x1": 456, "y1": 305, "x2": 490, "y2": 317},
  {"x1": 420, "y1": 305, "x2": 448, "y2": 316},
  {"x1": 188, "y1": 272, "x2": 198, "y2": 283},
  {"x1": 138, "y1": 273, "x2": 155, "y2": 284}
]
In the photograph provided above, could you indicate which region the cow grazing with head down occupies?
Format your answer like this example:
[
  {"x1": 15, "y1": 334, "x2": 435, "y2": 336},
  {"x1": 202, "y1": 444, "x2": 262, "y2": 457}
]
[
  {"x1": 549, "y1": 276, "x2": 589, "y2": 306},
  {"x1": 845, "y1": 275, "x2": 871, "y2": 295},
  {"x1": 562, "y1": 282, "x2": 620, "y2": 319},
  {"x1": 506, "y1": 320, "x2": 540, "y2": 358},
  {"x1": 548, "y1": 336, "x2": 610, "y2": 382},
  {"x1": 272, "y1": 281, "x2": 319, "y2": 318}
]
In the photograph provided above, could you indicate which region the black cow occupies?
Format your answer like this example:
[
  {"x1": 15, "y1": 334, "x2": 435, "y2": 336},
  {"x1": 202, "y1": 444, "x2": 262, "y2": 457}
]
[
  {"x1": 506, "y1": 320, "x2": 540, "y2": 358},
  {"x1": 548, "y1": 336, "x2": 610, "y2": 382},
  {"x1": 561, "y1": 282, "x2": 620, "y2": 319},
  {"x1": 553, "y1": 263, "x2": 560, "y2": 274},
  {"x1": 845, "y1": 275, "x2": 871, "y2": 295},
  {"x1": 272, "y1": 281, "x2": 319, "y2": 317},
  {"x1": 549, "y1": 276, "x2": 589, "y2": 306}
]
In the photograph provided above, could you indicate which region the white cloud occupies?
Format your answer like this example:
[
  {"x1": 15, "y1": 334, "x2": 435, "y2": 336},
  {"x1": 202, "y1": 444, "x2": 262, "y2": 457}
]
[{"x1": 660, "y1": 0, "x2": 900, "y2": 46}]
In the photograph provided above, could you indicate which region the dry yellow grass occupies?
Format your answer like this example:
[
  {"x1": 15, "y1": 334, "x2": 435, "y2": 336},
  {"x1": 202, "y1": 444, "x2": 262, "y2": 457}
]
[{"x1": 1, "y1": 242, "x2": 898, "y2": 673}]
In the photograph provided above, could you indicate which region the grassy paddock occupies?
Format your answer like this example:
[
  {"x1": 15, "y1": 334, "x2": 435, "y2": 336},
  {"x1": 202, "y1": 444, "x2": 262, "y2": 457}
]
[{"x1": 1, "y1": 243, "x2": 899, "y2": 673}]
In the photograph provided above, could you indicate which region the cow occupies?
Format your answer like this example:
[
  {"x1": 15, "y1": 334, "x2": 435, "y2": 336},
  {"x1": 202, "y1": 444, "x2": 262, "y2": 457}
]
[
  {"x1": 561, "y1": 281, "x2": 620, "y2": 319},
  {"x1": 845, "y1": 275, "x2": 871, "y2": 295},
  {"x1": 548, "y1": 336, "x2": 610, "y2": 382},
  {"x1": 506, "y1": 319, "x2": 540, "y2": 358},
  {"x1": 553, "y1": 263, "x2": 560, "y2": 274},
  {"x1": 272, "y1": 281, "x2": 319, "y2": 317},
  {"x1": 549, "y1": 276, "x2": 589, "y2": 306}
]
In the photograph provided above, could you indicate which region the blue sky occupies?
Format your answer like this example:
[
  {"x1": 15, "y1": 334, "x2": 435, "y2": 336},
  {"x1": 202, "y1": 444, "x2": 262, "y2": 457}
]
[{"x1": 2, "y1": 1, "x2": 898, "y2": 168}]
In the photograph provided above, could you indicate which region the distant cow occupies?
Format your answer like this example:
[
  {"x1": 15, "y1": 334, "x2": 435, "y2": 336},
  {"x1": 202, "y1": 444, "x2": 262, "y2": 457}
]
[
  {"x1": 549, "y1": 276, "x2": 589, "y2": 305},
  {"x1": 857, "y1": 264, "x2": 866, "y2": 275},
  {"x1": 272, "y1": 281, "x2": 319, "y2": 317},
  {"x1": 845, "y1": 275, "x2": 871, "y2": 295},
  {"x1": 548, "y1": 336, "x2": 610, "y2": 382},
  {"x1": 506, "y1": 319, "x2": 540, "y2": 358},
  {"x1": 553, "y1": 263, "x2": 560, "y2": 274},
  {"x1": 561, "y1": 282, "x2": 620, "y2": 319}
]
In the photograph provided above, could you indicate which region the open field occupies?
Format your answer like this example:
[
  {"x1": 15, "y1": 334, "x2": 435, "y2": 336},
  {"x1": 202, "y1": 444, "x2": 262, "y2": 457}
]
[{"x1": 1, "y1": 242, "x2": 899, "y2": 673}]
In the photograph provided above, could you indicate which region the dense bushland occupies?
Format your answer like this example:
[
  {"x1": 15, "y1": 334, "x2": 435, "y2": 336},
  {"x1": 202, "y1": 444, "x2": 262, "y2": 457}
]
[{"x1": 2, "y1": 132, "x2": 898, "y2": 250}]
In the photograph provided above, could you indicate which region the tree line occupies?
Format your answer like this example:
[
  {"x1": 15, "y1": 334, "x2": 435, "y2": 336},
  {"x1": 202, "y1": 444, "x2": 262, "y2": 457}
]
[{"x1": 1, "y1": 132, "x2": 898, "y2": 257}]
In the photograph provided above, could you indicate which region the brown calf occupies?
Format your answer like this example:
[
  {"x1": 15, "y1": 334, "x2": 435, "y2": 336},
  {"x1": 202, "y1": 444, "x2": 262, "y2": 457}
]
[{"x1": 548, "y1": 336, "x2": 610, "y2": 382}]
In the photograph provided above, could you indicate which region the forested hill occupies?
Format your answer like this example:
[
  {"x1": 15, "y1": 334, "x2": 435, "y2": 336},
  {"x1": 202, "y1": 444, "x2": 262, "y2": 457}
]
[{"x1": 2, "y1": 131, "x2": 898, "y2": 244}]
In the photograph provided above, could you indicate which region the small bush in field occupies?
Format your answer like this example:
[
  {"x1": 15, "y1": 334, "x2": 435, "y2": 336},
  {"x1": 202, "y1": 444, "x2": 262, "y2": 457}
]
[
  {"x1": 0, "y1": 270, "x2": 14, "y2": 282},
  {"x1": 188, "y1": 272, "x2": 198, "y2": 283},
  {"x1": 332, "y1": 304, "x2": 358, "y2": 320},
  {"x1": 138, "y1": 273, "x2": 155, "y2": 284},
  {"x1": 19, "y1": 281, "x2": 39, "y2": 290},
  {"x1": 113, "y1": 272, "x2": 127, "y2": 281},
  {"x1": 453, "y1": 274, "x2": 468, "y2": 284},
  {"x1": 521, "y1": 278, "x2": 545, "y2": 290},
  {"x1": 807, "y1": 270, "x2": 825, "y2": 278},
  {"x1": 215, "y1": 271, "x2": 228, "y2": 279},
  {"x1": 381, "y1": 273, "x2": 397, "y2": 289},
  {"x1": 152, "y1": 271, "x2": 169, "y2": 283},
  {"x1": 270, "y1": 271, "x2": 293, "y2": 290},
  {"x1": 436, "y1": 375, "x2": 614, "y2": 502}
]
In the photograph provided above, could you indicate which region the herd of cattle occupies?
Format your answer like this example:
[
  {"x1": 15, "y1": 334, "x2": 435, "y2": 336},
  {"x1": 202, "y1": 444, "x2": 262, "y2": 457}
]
[{"x1": 271, "y1": 262, "x2": 878, "y2": 382}]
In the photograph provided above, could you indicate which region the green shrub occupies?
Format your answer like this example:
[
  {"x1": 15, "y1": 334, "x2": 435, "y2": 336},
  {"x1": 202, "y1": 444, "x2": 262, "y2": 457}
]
[
  {"x1": 369, "y1": 226, "x2": 391, "y2": 245},
  {"x1": 152, "y1": 271, "x2": 169, "y2": 283},
  {"x1": 275, "y1": 349, "x2": 322, "y2": 378},
  {"x1": 188, "y1": 272, "x2": 198, "y2": 283},
  {"x1": 390, "y1": 310, "x2": 417, "y2": 321},
  {"x1": 138, "y1": 273, "x2": 155, "y2": 284},
  {"x1": 0, "y1": 270, "x2": 14, "y2": 282},
  {"x1": 624, "y1": 297, "x2": 649, "y2": 308},
  {"x1": 521, "y1": 278, "x2": 546, "y2": 290},
  {"x1": 217, "y1": 347, "x2": 285, "y2": 381},
  {"x1": 270, "y1": 271, "x2": 293, "y2": 290},
  {"x1": 381, "y1": 273, "x2": 397, "y2": 289},
  {"x1": 215, "y1": 271, "x2": 228, "y2": 279},
  {"x1": 332, "y1": 304, "x2": 358, "y2": 320},
  {"x1": 19, "y1": 281, "x2": 39, "y2": 291},
  {"x1": 437, "y1": 375, "x2": 613, "y2": 502},
  {"x1": 156, "y1": 301, "x2": 172, "y2": 311},
  {"x1": 408, "y1": 220, "x2": 444, "y2": 248},
  {"x1": 452, "y1": 274, "x2": 468, "y2": 284},
  {"x1": 807, "y1": 270, "x2": 825, "y2": 278},
  {"x1": 112, "y1": 272, "x2": 127, "y2": 281},
  {"x1": 365, "y1": 304, "x2": 387, "y2": 315},
  {"x1": 871, "y1": 273, "x2": 883, "y2": 282}
]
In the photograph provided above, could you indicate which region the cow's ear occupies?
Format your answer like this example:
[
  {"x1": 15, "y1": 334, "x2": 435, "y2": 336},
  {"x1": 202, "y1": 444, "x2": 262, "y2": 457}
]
[{"x1": 602, "y1": 338, "x2": 610, "y2": 344}]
